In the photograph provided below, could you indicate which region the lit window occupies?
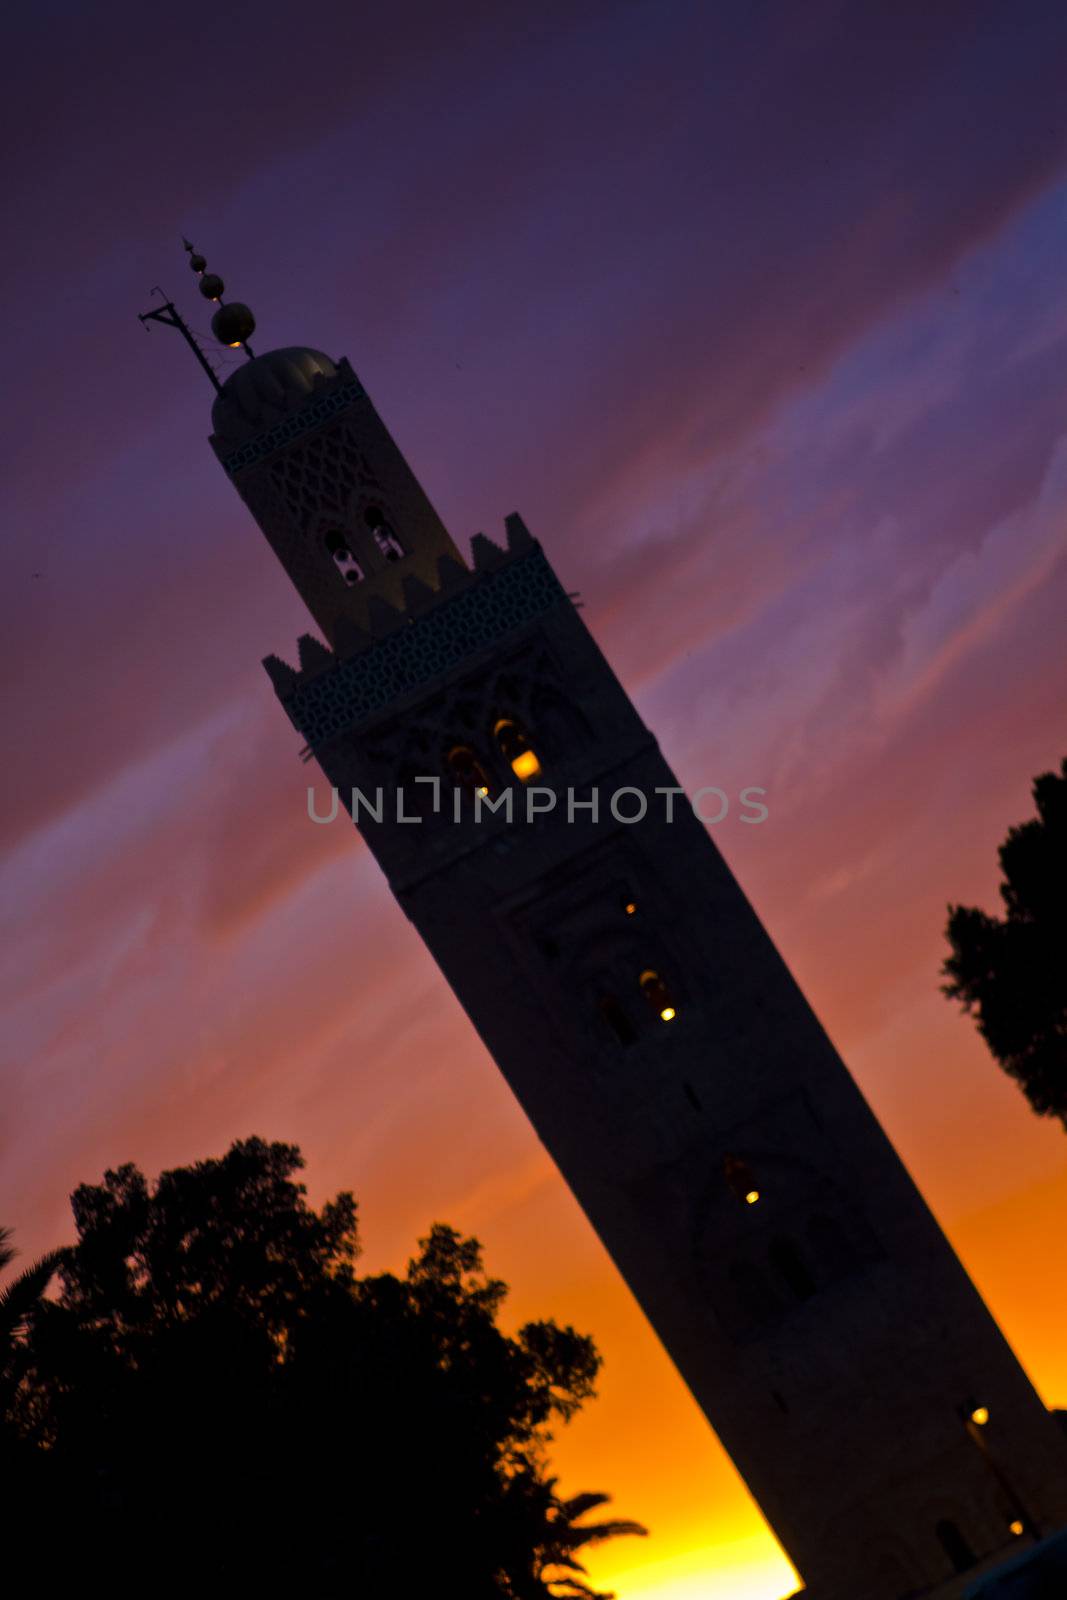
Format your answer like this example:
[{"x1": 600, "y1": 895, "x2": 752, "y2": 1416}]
[
  {"x1": 493, "y1": 717, "x2": 541, "y2": 782},
  {"x1": 639, "y1": 968, "x2": 677, "y2": 1021},
  {"x1": 325, "y1": 530, "x2": 364, "y2": 585},
  {"x1": 365, "y1": 504, "x2": 405, "y2": 561},
  {"x1": 446, "y1": 745, "x2": 493, "y2": 799},
  {"x1": 970, "y1": 1406, "x2": 990, "y2": 1428},
  {"x1": 723, "y1": 1154, "x2": 760, "y2": 1205},
  {"x1": 623, "y1": 900, "x2": 637, "y2": 916}
]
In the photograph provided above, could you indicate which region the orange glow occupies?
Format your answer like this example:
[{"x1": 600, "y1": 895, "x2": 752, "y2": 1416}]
[
  {"x1": 1009, "y1": 1520, "x2": 1025, "y2": 1537},
  {"x1": 745, "y1": 1189, "x2": 760, "y2": 1205},
  {"x1": 660, "y1": 1006, "x2": 676, "y2": 1022},
  {"x1": 511, "y1": 748, "x2": 541, "y2": 781},
  {"x1": 971, "y1": 1406, "x2": 990, "y2": 1427},
  {"x1": 13, "y1": 186, "x2": 1067, "y2": 1600}
]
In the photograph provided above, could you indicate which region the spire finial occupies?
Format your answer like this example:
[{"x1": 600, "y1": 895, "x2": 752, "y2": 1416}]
[
  {"x1": 138, "y1": 239, "x2": 258, "y2": 390},
  {"x1": 183, "y1": 238, "x2": 256, "y2": 356}
]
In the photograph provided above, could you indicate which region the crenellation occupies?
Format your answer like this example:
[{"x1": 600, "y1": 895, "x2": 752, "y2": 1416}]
[
  {"x1": 261, "y1": 652, "x2": 298, "y2": 694},
  {"x1": 296, "y1": 632, "x2": 334, "y2": 678},
  {"x1": 399, "y1": 572, "x2": 438, "y2": 614},
  {"x1": 503, "y1": 510, "x2": 535, "y2": 552},
  {"x1": 365, "y1": 592, "x2": 406, "y2": 638},
  {"x1": 470, "y1": 530, "x2": 509, "y2": 571},
  {"x1": 435, "y1": 550, "x2": 472, "y2": 593},
  {"x1": 332, "y1": 614, "x2": 373, "y2": 657}
]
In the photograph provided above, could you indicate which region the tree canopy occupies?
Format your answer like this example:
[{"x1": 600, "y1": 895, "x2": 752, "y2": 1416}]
[
  {"x1": 943, "y1": 756, "x2": 1067, "y2": 1125},
  {"x1": 1, "y1": 1137, "x2": 644, "y2": 1596}
]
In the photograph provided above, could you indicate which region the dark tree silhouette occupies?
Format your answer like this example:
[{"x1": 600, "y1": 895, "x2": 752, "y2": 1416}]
[
  {"x1": 943, "y1": 757, "x2": 1067, "y2": 1125},
  {"x1": 1, "y1": 1138, "x2": 644, "y2": 1596},
  {"x1": 0, "y1": 1226, "x2": 61, "y2": 1390}
]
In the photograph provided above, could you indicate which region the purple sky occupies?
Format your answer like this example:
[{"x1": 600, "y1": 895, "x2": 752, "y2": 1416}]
[{"x1": 5, "y1": 5, "x2": 1067, "y2": 1594}]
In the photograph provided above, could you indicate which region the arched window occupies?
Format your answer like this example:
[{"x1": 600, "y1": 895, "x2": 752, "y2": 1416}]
[
  {"x1": 808, "y1": 1214, "x2": 854, "y2": 1279},
  {"x1": 768, "y1": 1237, "x2": 815, "y2": 1302},
  {"x1": 723, "y1": 1154, "x2": 761, "y2": 1207},
  {"x1": 396, "y1": 766, "x2": 437, "y2": 821},
  {"x1": 445, "y1": 745, "x2": 493, "y2": 799},
  {"x1": 493, "y1": 716, "x2": 541, "y2": 782},
  {"x1": 729, "y1": 1260, "x2": 781, "y2": 1325},
  {"x1": 598, "y1": 995, "x2": 636, "y2": 1046},
  {"x1": 935, "y1": 1520, "x2": 976, "y2": 1575},
  {"x1": 528, "y1": 685, "x2": 590, "y2": 755},
  {"x1": 324, "y1": 530, "x2": 364, "y2": 585},
  {"x1": 639, "y1": 968, "x2": 677, "y2": 1022},
  {"x1": 365, "y1": 504, "x2": 405, "y2": 561}
]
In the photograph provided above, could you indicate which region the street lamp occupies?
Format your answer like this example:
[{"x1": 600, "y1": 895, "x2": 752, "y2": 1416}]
[{"x1": 958, "y1": 1402, "x2": 1039, "y2": 1544}]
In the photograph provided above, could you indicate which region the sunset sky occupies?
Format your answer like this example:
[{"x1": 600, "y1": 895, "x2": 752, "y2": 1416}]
[{"x1": 4, "y1": 3, "x2": 1067, "y2": 1594}]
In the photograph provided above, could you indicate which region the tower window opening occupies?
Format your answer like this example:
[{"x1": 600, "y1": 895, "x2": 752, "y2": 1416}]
[
  {"x1": 446, "y1": 744, "x2": 493, "y2": 799},
  {"x1": 324, "y1": 530, "x2": 364, "y2": 585},
  {"x1": 623, "y1": 898, "x2": 637, "y2": 916},
  {"x1": 639, "y1": 968, "x2": 677, "y2": 1022},
  {"x1": 807, "y1": 1213, "x2": 854, "y2": 1278},
  {"x1": 769, "y1": 1237, "x2": 816, "y2": 1302},
  {"x1": 365, "y1": 504, "x2": 405, "y2": 561},
  {"x1": 723, "y1": 1154, "x2": 760, "y2": 1206},
  {"x1": 729, "y1": 1259, "x2": 781, "y2": 1325},
  {"x1": 599, "y1": 996, "x2": 636, "y2": 1046},
  {"x1": 493, "y1": 717, "x2": 541, "y2": 782},
  {"x1": 935, "y1": 1520, "x2": 977, "y2": 1575}
]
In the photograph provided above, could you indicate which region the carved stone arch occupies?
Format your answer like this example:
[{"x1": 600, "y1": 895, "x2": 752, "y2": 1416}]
[
  {"x1": 394, "y1": 760, "x2": 438, "y2": 820},
  {"x1": 528, "y1": 681, "x2": 591, "y2": 758},
  {"x1": 337, "y1": 425, "x2": 385, "y2": 491},
  {"x1": 728, "y1": 1256, "x2": 784, "y2": 1326},
  {"x1": 690, "y1": 1127, "x2": 885, "y2": 1342},
  {"x1": 859, "y1": 1533, "x2": 921, "y2": 1599},
  {"x1": 928, "y1": 1501, "x2": 981, "y2": 1576},
  {"x1": 806, "y1": 1211, "x2": 857, "y2": 1283}
]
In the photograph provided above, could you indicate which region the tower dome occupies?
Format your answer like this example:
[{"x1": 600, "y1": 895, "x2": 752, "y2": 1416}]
[{"x1": 210, "y1": 346, "x2": 338, "y2": 445}]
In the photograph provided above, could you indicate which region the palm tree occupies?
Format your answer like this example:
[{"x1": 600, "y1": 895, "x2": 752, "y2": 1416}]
[
  {"x1": 0, "y1": 1227, "x2": 62, "y2": 1370},
  {"x1": 534, "y1": 1480, "x2": 648, "y2": 1600}
]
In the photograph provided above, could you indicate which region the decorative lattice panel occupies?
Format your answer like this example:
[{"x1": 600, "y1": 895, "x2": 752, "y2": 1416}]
[
  {"x1": 219, "y1": 379, "x2": 366, "y2": 475},
  {"x1": 282, "y1": 548, "x2": 567, "y2": 748},
  {"x1": 266, "y1": 422, "x2": 382, "y2": 533}
]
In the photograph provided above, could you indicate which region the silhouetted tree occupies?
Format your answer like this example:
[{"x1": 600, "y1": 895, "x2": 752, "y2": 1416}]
[
  {"x1": 943, "y1": 757, "x2": 1067, "y2": 1125},
  {"x1": 534, "y1": 1480, "x2": 648, "y2": 1597},
  {"x1": 1, "y1": 1139, "x2": 644, "y2": 1595},
  {"x1": 0, "y1": 1226, "x2": 61, "y2": 1385}
]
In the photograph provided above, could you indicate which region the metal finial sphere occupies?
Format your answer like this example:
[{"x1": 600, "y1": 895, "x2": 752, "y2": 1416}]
[
  {"x1": 199, "y1": 272, "x2": 225, "y2": 301},
  {"x1": 211, "y1": 302, "x2": 256, "y2": 347},
  {"x1": 189, "y1": 252, "x2": 207, "y2": 273}
]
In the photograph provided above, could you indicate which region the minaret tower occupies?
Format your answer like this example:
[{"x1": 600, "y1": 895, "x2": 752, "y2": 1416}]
[{"x1": 147, "y1": 253, "x2": 1067, "y2": 1600}]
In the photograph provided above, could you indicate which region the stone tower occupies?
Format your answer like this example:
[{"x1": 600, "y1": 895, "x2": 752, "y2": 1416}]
[{"x1": 206, "y1": 339, "x2": 1067, "y2": 1600}]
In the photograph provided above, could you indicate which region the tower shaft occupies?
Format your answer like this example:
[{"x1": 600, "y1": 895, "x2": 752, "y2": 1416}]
[{"x1": 208, "y1": 347, "x2": 1067, "y2": 1600}]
